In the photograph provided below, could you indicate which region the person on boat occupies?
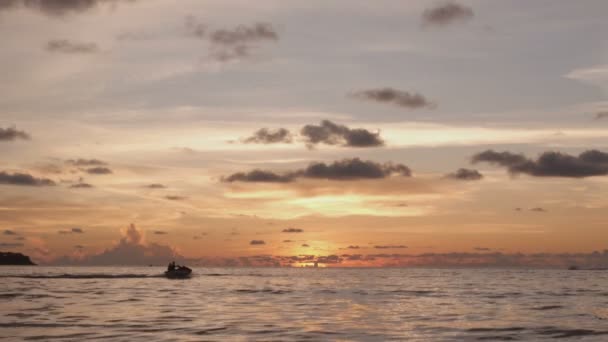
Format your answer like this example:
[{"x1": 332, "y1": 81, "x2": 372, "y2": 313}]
[{"x1": 167, "y1": 261, "x2": 176, "y2": 271}]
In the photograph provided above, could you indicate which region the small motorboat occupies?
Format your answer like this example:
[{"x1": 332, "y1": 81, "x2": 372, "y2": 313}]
[{"x1": 164, "y1": 265, "x2": 192, "y2": 279}]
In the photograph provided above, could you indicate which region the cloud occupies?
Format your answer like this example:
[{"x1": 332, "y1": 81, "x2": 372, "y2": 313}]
[
  {"x1": 164, "y1": 195, "x2": 186, "y2": 201},
  {"x1": 0, "y1": 171, "x2": 55, "y2": 186},
  {"x1": 145, "y1": 183, "x2": 166, "y2": 189},
  {"x1": 185, "y1": 19, "x2": 278, "y2": 62},
  {"x1": 70, "y1": 182, "x2": 94, "y2": 188},
  {"x1": 300, "y1": 120, "x2": 384, "y2": 148},
  {"x1": 595, "y1": 111, "x2": 608, "y2": 120},
  {"x1": 282, "y1": 228, "x2": 303, "y2": 233},
  {"x1": 346, "y1": 245, "x2": 360, "y2": 249},
  {"x1": 85, "y1": 167, "x2": 113, "y2": 175},
  {"x1": 66, "y1": 159, "x2": 107, "y2": 166},
  {"x1": 472, "y1": 149, "x2": 608, "y2": 178},
  {"x1": 153, "y1": 230, "x2": 168, "y2": 235},
  {"x1": 474, "y1": 247, "x2": 491, "y2": 251},
  {"x1": 530, "y1": 207, "x2": 547, "y2": 213},
  {"x1": 58, "y1": 227, "x2": 85, "y2": 234},
  {"x1": 0, "y1": 127, "x2": 30, "y2": 141},
  {"x1": 46, "y1": 40, "x2": 99, "y2": 54},
  {"x1": 283, "y1": 240, "x2": 293, "y2": 243},
  {"x1": 3, "y1": 230, "x2": 17, "y2": 235},
  {"x1": 444, "y1": 168, "x2": 483, "y2": 181},
  {"x1": 222, "y1": 169, "x2": 295, "y2": 183},
  {"x1": 422, "y1": 2, "x2": 474, "y2": 27},
  {"x1": 223, "y1": 158, "x2": 411, "y2": 183},
  {"x1": 351, "y1": 88, "x2": 434, "y2": 110},
  {"x1": 242, "y1": 128, "x2": 293, "y2": 144},
  {"x1": 209, "y1": 22, "x2": 278, "y2": 46},
  {"x1": 0, "y1": 242, "x2": 23, "y2": 248},
  {"x1": 374, "y1": 245, "x2": 408, "y2": 249},
  {"x1": 250, "y1": 240, "x2": 265, "y2": 245},
  {"x1": 301, "y1": 244, "x2": 310, "y2": 247},
  {"x1": 56, "y1": 224, "x2": 182, "y2": 265},
  {"x1": 0, "y1": 0, "x2": 135, "y2": 17}
]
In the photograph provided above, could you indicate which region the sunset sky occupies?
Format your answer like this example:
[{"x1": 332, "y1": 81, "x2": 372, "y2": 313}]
[{"x1": 1, "y1": 0, "x2": 608, "y2": 267}]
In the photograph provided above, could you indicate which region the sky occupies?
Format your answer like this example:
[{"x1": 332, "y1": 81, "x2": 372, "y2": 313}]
[{"x1": 1, "y1": 0, "x2": 608, "y2": 267}]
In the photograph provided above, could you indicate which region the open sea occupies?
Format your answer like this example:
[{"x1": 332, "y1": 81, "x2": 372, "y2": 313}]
[{"x1": 1, "y1": 267, "x2": 608, "y2": 341}]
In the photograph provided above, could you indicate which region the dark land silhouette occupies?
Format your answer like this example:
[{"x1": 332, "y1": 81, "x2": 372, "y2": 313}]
[{"x1": 0, "y1": 252, "x2": 36, "y2": 265}]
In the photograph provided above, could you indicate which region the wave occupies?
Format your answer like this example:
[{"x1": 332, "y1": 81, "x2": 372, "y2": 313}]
[{"x1": 0, "y1": 274, "x2": 164, "y2": 279}]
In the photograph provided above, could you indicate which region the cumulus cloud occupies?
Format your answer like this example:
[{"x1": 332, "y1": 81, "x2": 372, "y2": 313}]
[
  {"x1": 351, "y1": 88, "x2": 434, "y2": 110},
  {"x1": 46, "y1": 40, "x2": 99, "y2": 54},
  {"x1": 0, "y1": 171, "x2": 55, "y2": 186},
  {"x1": 242, "y1": 128, "x2": 293, "y2": 144},
  {"x1": 300, "y1": 120, "x2": 384, "y2": 148},
  {"x1": 0, "y1": 0, "x2": 135, "y2": 17},
  {"x1": 86, "y1": 167, "x2": 113, "y2": 175},
  {"x1": 250, "y1": 240, "x2": 265, "y2": 245},
  {"x1": 0, "y1": 126, "x2": 30, "y2": 141},
  {"x1": 444, "y1": 168, "x2": 483, "y2": 181},
  {"x1": 282, "y1": 228, "x2": 303, "y2": 233},
  {"x1": 594, "y1": 111, "x2": 608, "y2": 120},
  {"x1": 472, "y1": 149, "x2": 608, "y2": 178},
  {"x1": 222, "y1": 169, "x2": 295, "y2": 183},
  {"x1": 422, "y1": 2, "x2": 474, "y2": 27},
  {"x1": 65, "y1": 159, "x2": 107, "y2": 166},
  {"x1": 223, "y1": 158, "x2": 411, "y2": 183}
]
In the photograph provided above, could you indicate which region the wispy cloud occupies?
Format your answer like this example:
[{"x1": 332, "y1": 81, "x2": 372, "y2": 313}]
[
  {"x1": 46, "y1": 40, "x2": 99, "y2": 54},
  {"x1": 351, "y1": 88, "x2": 435, "y2": 110}
]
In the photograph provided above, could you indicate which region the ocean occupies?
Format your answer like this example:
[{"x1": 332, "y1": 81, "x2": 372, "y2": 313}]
[{"x1": 1, "y1": 267, "x2": 608, "y2": 341}]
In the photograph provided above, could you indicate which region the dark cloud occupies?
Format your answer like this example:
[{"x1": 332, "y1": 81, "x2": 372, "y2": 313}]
[
  {"x1": 422, "y1": 2, "x2": 474, "y2": 27},
  {"x1": 153, "y1": 230, "x2": 168, "y2": 235},
  {"x1": 223, "y1": 158, "x2": 411, "y2": 183},
  {"x1": 15, "y1": 236, "x2": 25, "y2": 241},
  {"x1": 374, "y1": 245, "x2": 408, "y2": 249},
  {"x1": 3, "y1": 230, "x2": 17, "y2": 235},
  {"x1": 74, "y1": 245, "x2": 85, "y2": 249},
  {"x1": 444, "y1": 168, "x2": 483, "y2": 181},
  {"x1": 472, "y1": 149, "x2": 608, "y2": 178},
  {"x1": 301, "y1": 244, "x2": 310, "y2": 247},
  {"x1": 0, "y1": 0, "x2": 135, "y2": 17},
  {"x1": 184, "y1": 15, "x2": 206, "y2": 38},
  {"x1": 85, "y1": 167, "x2": 113, "y2": 175},
  {"x1": 474, "y1": 247, "x2": 491, "y2": 251},
  {"x1": 0, "y1": 171, "x2": 55, "y2": 186},
  {"x1": 0, "y1": 126, "x2": 30, "y2": 141},
  {"x1": 299, "y1": 158, "x2": 411, "y2": 180},
  {"x1": 242, "y1": 128, "x2": 293, "y2": 144},
  {"x1": 351, "y1": 88, "x2": 434, "y2": 110},
  {"x1": 346, "y1": 245, "x2": 360, "y2": 249},
  {"x1": 145, "y1": 183, "x2": 166, "y2": 189},
  {"x1": 222, "y1": 169, "x2": 295, "y2": 183},
  {"x1": 70, "y1": 182, "x2": 94, "y2": 188},
  {"x1": 300, "y1": 120, "x2": 384, "y2": 148},
  {"x1": 0, "y1": 242, "x2": 23, "y2": 248},
  {"x1": 71, "y1": 228, "x2": 84, "y2": 233},
  {"x1": 66, "y1": 159, "x2": 107, "y2": 166},
  {"x1": 197, "y1": 22, "x2": 278, "y2": 62},
  {"x1": 283, "y1": 240, "x2": 293, "y2": 243},
  {"x1": 250, "y1": 240, "x2": 265, "y2": 245},
  {"x1": 46, "y1": 40, "x2": 99, "y2": 54},
  {"x1": 282, "y1": 228, "x2": 303, "y2": 233},
  {"x1": 209, "y1": 22, "x2": 278, "y2": 46},
  {"x1": 164, "y1": 195, "x2": 186, "y2": 201},
  {"x1": 530, "y1": 207, "x2": 547, "y2": 213},
  {"x1": 595, "y1": 111, "x2": 608, "y2": 120}
]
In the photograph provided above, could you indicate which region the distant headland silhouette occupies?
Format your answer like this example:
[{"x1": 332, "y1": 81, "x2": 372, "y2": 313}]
[{"x1": 0, "y1": 252, "x2": 36, "y2": 265}]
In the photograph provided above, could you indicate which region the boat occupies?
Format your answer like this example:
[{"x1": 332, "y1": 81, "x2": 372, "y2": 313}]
[{"x1": 164, "y1": 266, "x2": 192, "y2": 279}]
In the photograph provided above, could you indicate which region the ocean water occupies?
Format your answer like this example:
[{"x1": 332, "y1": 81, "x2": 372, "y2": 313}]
[{"x1": 1, "y1": 267, "x2": 608, "y2": 341}]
